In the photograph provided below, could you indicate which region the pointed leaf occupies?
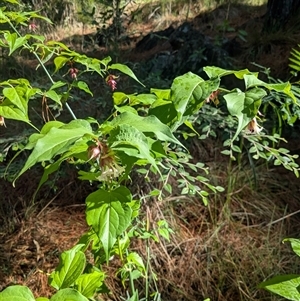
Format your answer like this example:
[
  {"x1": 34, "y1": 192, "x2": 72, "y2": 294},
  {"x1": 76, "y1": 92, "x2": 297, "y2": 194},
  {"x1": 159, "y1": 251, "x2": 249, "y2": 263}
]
[
  {"x1": 74, "y1": 81, "x2": 93, "y2": 96},
  {"x1": 109, "y1": 63, "x2": 145, "y2": 86},
  {"x1": 74, "y1": 270, "x2": 105, "y2": 298},
  {"x1": 53, "y1": 56, "x2": 70, "y2": 73},
  {"x1": 44, "y1": 90, "x2": 62, "y2": 106},
  {"x1": 0, "y1": 104, "x2": 29, "y2": 123},
  {"x1": 170, "y1": 72, "x2": 220, "y2": 130},
  {"x1": 49, "y1": 245, "x2": 86, "y2": 290},
  {"x1": 224, "y1": 87, "x2": 266, "y2": 141},
  {"x1": 108, "y1": 124, "x2": 161, "y2": 174},
  {"x1": 244, "y1": 74, "x2": 296, "y2": 102},
  {"x1": 204, "y1": 66, "x2": 257, "y2": 79},
  {"x1": 283, "y1": 238, "x2": 300, "y2": 257},
  {"x1": 14, "y1": 120, "x2": 93, "y2": 183},
  {"x1": 259, "y1": 274, "x2": 300, "y2": 301},
  {"x1": 103, "y1": 111, "x2": 183, "y2": 147},
  {"x1": 86, "y1": 186, "x2": 133, "y2": 260},
  {"x1": 4, "y1": 32, "x2": 28, "y2": 55}
]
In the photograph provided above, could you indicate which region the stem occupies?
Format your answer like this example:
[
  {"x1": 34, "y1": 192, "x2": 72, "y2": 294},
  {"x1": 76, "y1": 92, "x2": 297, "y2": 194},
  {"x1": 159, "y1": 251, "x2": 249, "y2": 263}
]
[{"x1": 8, "y1": 20, "x2": 77, "y2": 120}]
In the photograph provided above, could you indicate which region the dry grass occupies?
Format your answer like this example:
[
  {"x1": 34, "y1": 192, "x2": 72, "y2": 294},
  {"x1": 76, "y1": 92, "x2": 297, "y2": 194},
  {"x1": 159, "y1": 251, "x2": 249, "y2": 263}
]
[{"x1": 1, "y1": 146, "x2": 300, "y2": 301}]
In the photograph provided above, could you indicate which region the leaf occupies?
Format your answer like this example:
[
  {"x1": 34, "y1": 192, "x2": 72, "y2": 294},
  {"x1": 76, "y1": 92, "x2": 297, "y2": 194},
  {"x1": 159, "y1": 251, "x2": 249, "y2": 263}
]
[
  {"x1": 3, "y1": 86, "x2": 27, "y2": 114},
  {"x1": 49, "y1": 244, "x2": 86, "y2": 290},
  {"x1": 103, "y1": 111, "x2": 183, "y2": 147},
  {"x1": 0, "y1": 285, "x2": 35, "y2": 301},
  {"x1": 85, "y1": 186, "x2": 133, "y2": 260},
  {"x1": 127, "y1": 252, "x2": 146, "y2": 273},
  {"x1": 204, "y1": 66, "x2": 257, "y2": 79},
  {"x1": 259, "y1": 274, "x2": 300, "y2": 301},
  {"x1": 34, "y1": 137, "x2": 90, "y2": 199},
  {"x1": 109, "y1": 63, "x2": 145, "y2": 87},
  {"x1": 0, "y1": 104, "x2": 29, "y2": 123},
  {"x1": 74, "y1": 270, "x2": 105, "y2": 298},
  {"x1": 53, "y1": 56, "x2": 70, "y2": 73},
  {"x1": 224, "y1": 87, "x2": 266, "y2": 141},
  {"x1": 283, "y1": 238, "x2": 300, "y2": 257},
  {"x1": 129, "y1": 94, "x2": 157, "y2": 106},
  {"x1": 108, "y1": 124, "x2": 161, "y2": 174},
  {"x1": 44, "y1": 90, "x2": 62, "y2": 106},
  {"x1": 36, "y1": 298, "x2": 49, "y2": 301},
  {"x1": 113, "y1": 92, "x2": 129, "y2": 105},
  {"x1": 73, "y1": 81, "x2": 93, "y2": 96},
  {"x1": 170, "y1": 72, "x2": 220, "y2": 130},
  {"x1": 150, "y1": 88, "x2": 170, "y2": 99},
  {"x1": 50, "y1": 81, "x2": 67, "y2": 90},
  {"x1": 4, "y1": 32, "x2": 28, "y2": 55},
  {"x1": 50, "y1": 288, "x2": 89, "y2": 301},
  {"x1": 14, "y1": 120, "x2": 93, "y2": 183},
  {"x1": 243, "y1": 74, "x2": 296, "y2": 102}
]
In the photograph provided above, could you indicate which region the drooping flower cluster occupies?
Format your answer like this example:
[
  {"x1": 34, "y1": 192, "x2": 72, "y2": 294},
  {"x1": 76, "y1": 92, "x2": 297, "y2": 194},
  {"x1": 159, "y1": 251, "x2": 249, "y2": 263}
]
[
  {"x1": 246, "y1": 117, "x2": 263, "y2": 134},
  {"x1": 88, "y1": 140, "x2": 124, "y2": 181},
  {"x1": 106, "y1": 74, "x2": 118, "y2": 91}
]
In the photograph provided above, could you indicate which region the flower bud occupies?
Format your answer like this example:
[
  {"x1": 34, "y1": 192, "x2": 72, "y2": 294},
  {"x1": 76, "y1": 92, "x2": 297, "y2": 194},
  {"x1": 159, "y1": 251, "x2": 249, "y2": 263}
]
[
  {"x1": 0, "y1": 116, "x2": 6, "y2": 127},
  {"x1": 88, "y1": 145, "x2": 101, "y2": 160}
]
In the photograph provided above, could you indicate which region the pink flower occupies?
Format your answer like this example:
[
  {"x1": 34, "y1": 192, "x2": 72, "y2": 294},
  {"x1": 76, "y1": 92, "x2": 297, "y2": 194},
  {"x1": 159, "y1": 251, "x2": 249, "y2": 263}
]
[
  {"x1": 69, "y1": 67, "x2": 78, "y2": 79},
  {"x1": 28, "y1": 22, "x2": 38, "y2": 32},
  {"x1": 106, "y1": 74, "x2": 118, "y2": 91}
]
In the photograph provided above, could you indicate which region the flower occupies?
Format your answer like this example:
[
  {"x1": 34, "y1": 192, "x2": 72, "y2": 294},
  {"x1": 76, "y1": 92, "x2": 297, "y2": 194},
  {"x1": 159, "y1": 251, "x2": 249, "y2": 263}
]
[
  {"x1": 69, "y1": 67, "x2": 79, "y2": 79},
  {"x1": 206, "y1": 90, "x2": 220, "y2": 105},
  {"x1": 246, "y1": 118, "x2": 263, "y2": 134},
  {"x1": 28, "y1": 21, "x2": 38, "y2": 32},
  {"x1": 106, "y1": 74, "x2": 118, "y2": 91},
  {"x1": 0, "y1": 116, "x2": 6, "y2": 127}
]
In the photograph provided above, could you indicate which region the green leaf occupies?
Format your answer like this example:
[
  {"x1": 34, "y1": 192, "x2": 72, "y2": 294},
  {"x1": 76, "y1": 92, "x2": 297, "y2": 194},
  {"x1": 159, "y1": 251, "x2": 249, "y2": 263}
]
[
  {"x1": 36, "y1": 298, "x2": 49, "y2": 301},
  {"x1": 283, "y1": 238, "x2": 300, "y2": 257},
  {"x1": 204, "y1": 66, "x2": 256, "y2": 79},
  {"x1": 44, "y1": 90, "x2": 62, "y2": 106},
  {"x1": 150, "y1": 88, "x2": 170, "y2": 99},
  {"x1": 73, "y1": 81, "x2": 93, "y2": 96},
  {"x1": 109, "y1": 63, "x2": 145, "y2": 87},
  {"x1": 2, "y1": 84, "x2": 31, "y2": 114},
  {"x1": 53, "y1": 56, "x2": 70, "y2": 73},
  {"x1": 259, "y1": 274, "x2": 300, "y2": 301},
  {"x1": 127, "y1": 252, "x2": 146, "y2": 273},
  {"x1": 103, "y1": 111, "x2": 183, "y2": 147},
  {"x1": 49, "y1": 244, "x2": 86, "y2": 290},
  {"x1": 113, "y1": 92, "x2": 129, "y2": 105},
  {"x1": 170, "y1": 72, "x2": 220, "y2": 130},
  {"x1": 224, "y1": 87, "x2": 266, "y2": 141},
  {"x1": 243, "y1": 74, "x2": 296, "y2": 102},
  {"x1": 0, "y1": 285, "x2": 35, "y2": 301},
  {"x1": 50, "y1": 288, "x2": 89, "y2": 301},
  {"x1": 50, "y1": 81, "x2": 67, "y2": 90},
  {"x1": 74, "y1": 270, "x2": 105, "y2": 298},
  {"x1": 108, "y1": 124, "x2": 161, "y2": 174},
  {"x1": 0, "y1": 104, "x2": 29, "y2": 123},
  {"x1": 14, "y1": 120, "x2": 93, "y2": 183},
  {"x1": 4, "y1": 32, "x2": 28, "y2": 55},
  {"x1": 85, "y1": 186, "x2": 133, "y2": 260}
]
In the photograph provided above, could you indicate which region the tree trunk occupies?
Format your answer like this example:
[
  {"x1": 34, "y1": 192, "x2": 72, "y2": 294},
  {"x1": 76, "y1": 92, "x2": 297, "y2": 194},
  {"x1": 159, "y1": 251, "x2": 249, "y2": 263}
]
[{"x1": 263, "y1": 0, "x2": 300, "y2": 32}]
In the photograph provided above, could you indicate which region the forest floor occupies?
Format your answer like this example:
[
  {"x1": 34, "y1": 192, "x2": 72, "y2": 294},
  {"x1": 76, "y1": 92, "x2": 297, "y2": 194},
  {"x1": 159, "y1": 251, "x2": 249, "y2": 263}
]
[{"x1": 1, "y1": 2, "x2": 300, "y2": 301}]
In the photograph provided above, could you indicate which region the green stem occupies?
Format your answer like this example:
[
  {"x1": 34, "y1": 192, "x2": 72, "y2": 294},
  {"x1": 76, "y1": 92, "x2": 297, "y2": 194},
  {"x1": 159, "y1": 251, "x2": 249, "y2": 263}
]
[{"x1": 8, "y1": 20, "x2": 77, "y2": 120}]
